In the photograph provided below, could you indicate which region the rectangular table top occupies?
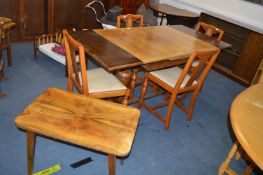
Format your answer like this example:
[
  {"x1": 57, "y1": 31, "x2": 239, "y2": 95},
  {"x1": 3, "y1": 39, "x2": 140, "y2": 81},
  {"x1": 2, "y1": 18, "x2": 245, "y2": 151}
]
[
  {"x1": 170, "y1": 25, "x2": 232, "y2": 50},
  {"x1": 15, "y1": 88, "x2": 140, "y2": 156},
  {"x1": 71, "y1": 30, "x2": 142, "y2": 72},
  {"x1": 94, "y1": 26, "x2": 219, "y2": 64},
  {"x1": 0, "y1": 17, "x2": 15, "y2": 30}
]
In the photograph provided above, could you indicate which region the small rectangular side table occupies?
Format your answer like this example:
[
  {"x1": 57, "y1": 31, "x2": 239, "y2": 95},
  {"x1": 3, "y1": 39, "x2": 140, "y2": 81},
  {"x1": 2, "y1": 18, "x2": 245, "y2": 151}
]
[{"x1": 15, "y1": 87, "x2": 140, "y2": 175}]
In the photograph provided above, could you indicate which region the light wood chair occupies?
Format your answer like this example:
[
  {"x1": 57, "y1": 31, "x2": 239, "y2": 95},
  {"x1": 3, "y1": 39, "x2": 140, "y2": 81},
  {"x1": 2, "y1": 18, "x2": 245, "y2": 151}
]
[
  {"x1": 138, "y1": 50, "x2": 220, "y2": 130},
  {"x1": 63, "y1": 29, "x2": 130, "y2": 105},
  {"x1": 117, "y1": 14, "x2": 143, "y2": 28},
  {"x1": 196, "y1": 22, "x2": 224, "y2": 43},
  {"x1": 116, "y1": 14, "x2": 144, "y2": 99}
]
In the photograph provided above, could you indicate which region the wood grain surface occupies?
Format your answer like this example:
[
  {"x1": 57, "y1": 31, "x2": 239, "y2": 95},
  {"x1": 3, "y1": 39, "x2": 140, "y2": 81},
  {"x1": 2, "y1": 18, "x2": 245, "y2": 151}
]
[
  {"x1": 15, "y1": 88, "x2": 140, "y2": 156},
  {"x1": 231, "y1": 83, "x2": 263, "y2": 170},
  {"x1": 71, "y1": 30, "x2": 142, "y2": 72},
  {"x1": 94, "y1": 26, "x2": 218, "y2": 64}
]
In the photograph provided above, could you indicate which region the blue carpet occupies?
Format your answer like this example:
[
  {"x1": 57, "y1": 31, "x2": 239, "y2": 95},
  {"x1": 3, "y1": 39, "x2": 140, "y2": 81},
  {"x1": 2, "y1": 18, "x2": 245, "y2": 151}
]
[{"x1": 0, "y1": 42, "x2": 255, "y2": 175}]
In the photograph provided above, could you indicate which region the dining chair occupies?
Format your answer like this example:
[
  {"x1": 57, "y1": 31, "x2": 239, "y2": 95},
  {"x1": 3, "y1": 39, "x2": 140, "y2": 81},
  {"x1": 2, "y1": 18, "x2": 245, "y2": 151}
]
[
  {"x1": 195, "y1": 22, "x2": 224, "y2": 43},
  {"x1": 0, "y1": 22, "x2": 7, "y2": 96},
  {"x1": 0, "y1": 20, "x2": 12, "y2": 67},
  {"x1": 116, "y1": 14, "x2": 144, "y2": 28},
  {"x1": 115, "y1": 14, "x2": 144, "y2": 99},
  {"x1": 138, "y1": 50, "x2": 220, "y2": 130},
  {"x1": 63, "y1": 29, "x2": 130, "y2": 105}
]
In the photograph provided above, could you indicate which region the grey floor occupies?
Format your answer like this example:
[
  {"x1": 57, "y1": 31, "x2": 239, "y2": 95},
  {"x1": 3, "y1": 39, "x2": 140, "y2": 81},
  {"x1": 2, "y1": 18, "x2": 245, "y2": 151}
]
[{"x1": 1, "y1": 42, "x2": 259, "y2": 175}]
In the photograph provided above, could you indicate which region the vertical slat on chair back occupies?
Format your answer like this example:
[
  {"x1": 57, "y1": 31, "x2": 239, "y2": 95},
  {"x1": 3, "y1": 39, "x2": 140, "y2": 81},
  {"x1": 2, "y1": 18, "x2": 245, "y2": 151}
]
[
  {"x1": 117, "y1": 14, "x2": 143, "y2": 28},
  {"x1": 175, "y1": 50, "x2": 220, "y2": 93},
  {"x1": 63, "y1": 29, "x2": 89, "y2": 95}
]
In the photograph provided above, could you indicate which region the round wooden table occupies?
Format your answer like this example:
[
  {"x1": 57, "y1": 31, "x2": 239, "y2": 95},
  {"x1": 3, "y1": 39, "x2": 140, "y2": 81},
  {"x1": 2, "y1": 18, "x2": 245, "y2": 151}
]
[
  {"x1": 218, "y1": 83, "x2": 263, "y2": 174},
  {"x1": 149, "y1": 3, "x2": 199, "y2": 27},
  {"x1": 231, "y1": 83, "x2": 263, "y2": 169}
]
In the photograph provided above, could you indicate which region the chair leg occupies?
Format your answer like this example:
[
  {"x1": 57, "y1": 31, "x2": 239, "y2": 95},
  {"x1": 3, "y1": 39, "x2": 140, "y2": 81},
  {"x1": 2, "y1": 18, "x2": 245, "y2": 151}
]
[
  {"x1": 164, "y1": 96, "x2": 176, "y2": 130},
  {"x1": 138, "y1": 74, "x2": 148, "y2": 108},
  {"x1": 108, "y1": 154, "x2": 116, "y2": 175},
  {"x1": 27, "y1": 131, "x2": 36, "y2": 175}
]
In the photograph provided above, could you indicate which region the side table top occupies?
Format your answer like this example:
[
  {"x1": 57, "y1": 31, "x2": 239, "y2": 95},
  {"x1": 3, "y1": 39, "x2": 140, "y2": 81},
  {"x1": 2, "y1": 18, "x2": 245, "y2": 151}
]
[
  {"x1": 15, "y1": 88, "x2": 141, "y2": 156},
  {"x1": 231, "y1": 83, "x2": 263, "y2": 170},
  {"x1": 149, "y1": 3, "x2": 199, "y2": 17}
]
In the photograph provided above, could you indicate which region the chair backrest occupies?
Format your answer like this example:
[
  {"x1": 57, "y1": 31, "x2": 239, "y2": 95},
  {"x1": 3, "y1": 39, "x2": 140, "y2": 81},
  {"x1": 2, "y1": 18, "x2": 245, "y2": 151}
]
[
  {"x1": 173, "y1": 49, "x2": 220, "y2": 94},
  {"x1": 116, "y1": 14, "x2": 143, "y2": 28},
  {"x1": 63, "y1": 29, "x2": 89, "y2": 95},
  {"x1": 195, "y1": 22, "x2": 224, "y2": 43}
]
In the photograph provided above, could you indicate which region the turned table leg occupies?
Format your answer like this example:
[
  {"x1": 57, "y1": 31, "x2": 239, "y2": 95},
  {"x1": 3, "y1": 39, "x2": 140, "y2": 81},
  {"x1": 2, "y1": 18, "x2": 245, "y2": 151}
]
[
  {"x1": 27, "y1": 131, "x2": 36, "y2": 175},
  {"x1": 108, "y1": 154, "x2": 116, "y2": 175}
]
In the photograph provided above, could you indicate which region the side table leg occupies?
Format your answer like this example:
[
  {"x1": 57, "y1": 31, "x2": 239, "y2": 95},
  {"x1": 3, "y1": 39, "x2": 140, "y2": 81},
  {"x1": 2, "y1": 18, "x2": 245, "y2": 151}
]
[
  {"x1": 108, "y1": 154, "x2": 116, "y2": 175},
  {"x1": 27, "y1": 131, "x2": 36, "y2": 175}
]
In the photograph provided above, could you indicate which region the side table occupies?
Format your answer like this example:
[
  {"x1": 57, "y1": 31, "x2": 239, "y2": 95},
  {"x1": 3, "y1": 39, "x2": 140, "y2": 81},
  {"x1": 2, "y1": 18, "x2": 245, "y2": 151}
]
[{"x1": 15, "y1": 87, "x2": 141, "y2": 175}]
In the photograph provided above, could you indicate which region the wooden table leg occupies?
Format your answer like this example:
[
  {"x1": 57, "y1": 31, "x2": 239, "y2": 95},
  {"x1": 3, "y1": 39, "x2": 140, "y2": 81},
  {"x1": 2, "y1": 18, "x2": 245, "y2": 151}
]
[
  {"x1": 27, "y1": 131, "x2": 36, "y2": 175},
  {"x1": 108, "y1": 154, "x2": 116, "y2": 175},
  {"x1": 218, "y1": 142, "x2": 238, "y2": 175},
  {"x1": 130, "y1": 68, "x2": 138, "y2": 99}
]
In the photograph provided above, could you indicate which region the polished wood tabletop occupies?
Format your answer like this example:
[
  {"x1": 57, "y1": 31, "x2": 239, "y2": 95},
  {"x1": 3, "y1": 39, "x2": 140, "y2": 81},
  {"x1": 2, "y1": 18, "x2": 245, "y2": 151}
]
[
  {"x1": 231, "y1": 83, "x2": 263, "y2": 170},
  {"x1": 170, "y1": 25, "x2": 231, "y2": 50},
  {"x1": 71, "y1": 30, "x2": 142, "y2": 72},
  {"x1": 0, "y1": 17, "x2": 16, "y2": 30},
  {"x1": 94, "y1": 26, "x2": 219, "y2": 64},
  {"x1": 15, "y1": 87, "x2": 140, "y2": 156}
]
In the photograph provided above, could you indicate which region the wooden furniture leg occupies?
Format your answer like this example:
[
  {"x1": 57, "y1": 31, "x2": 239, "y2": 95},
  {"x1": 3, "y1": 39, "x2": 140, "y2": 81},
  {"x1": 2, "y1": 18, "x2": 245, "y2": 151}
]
[
  {"x1": 27, "y1": 131, "x2": 36, "y2": 175},
  {"x1": 218, "y1": 142, "x2": 238, "y2": 175},
  {"x1": 108, "y1": 154, "x2": 116, "y2": 175},
  {"x1": 130, "y1": 68, "x2": 138, "y2": 99},
  {"x1": 6, "y1": 46, "x2": 12, "y2": 67}
]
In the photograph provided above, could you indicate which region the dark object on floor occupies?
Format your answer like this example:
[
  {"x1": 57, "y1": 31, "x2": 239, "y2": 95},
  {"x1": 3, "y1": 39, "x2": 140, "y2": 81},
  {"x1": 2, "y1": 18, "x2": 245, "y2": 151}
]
[{"x1": 70, "y1": 157, "x2": 93, "y2": 168}]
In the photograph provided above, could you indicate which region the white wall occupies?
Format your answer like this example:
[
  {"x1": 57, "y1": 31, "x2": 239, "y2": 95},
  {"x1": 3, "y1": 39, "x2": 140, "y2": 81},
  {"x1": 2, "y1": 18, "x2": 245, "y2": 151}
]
[{"x1": 159, "y1": 0, "x2": 263, "y2": 34}]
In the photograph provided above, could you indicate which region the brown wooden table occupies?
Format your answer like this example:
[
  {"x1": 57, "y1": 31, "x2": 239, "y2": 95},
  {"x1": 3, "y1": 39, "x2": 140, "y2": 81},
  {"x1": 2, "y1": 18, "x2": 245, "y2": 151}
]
[
  {"x1": 15, "y1": 87, "x2": 140, "y2": 175},
  {"x1": 72, "y1": 26, "x2": 219, "y2": 102},
  {"x1": 94, "y1": 26, "x2": 218, "y2": 69},
  {"x1": 149, "y1": 3, "x2": 199, "y2": 26}
]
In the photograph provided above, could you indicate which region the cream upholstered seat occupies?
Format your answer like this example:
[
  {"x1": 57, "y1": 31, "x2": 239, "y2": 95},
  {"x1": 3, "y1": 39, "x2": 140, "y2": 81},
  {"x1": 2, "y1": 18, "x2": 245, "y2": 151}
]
[
  {"x1": 150, "y1": 67, "x2": 197, "y2": 88},
  {"x1": 63, "y1": 29, "x2": 130, "y2": 105},
  {"x1": 39, "y1": 43, "x2": 66, "y2": 65},
  {"x1": 39, "y1": 43, "x2": 79, "y2": 65},
  {"x1": 138, "y1": 50, "x2": 220, "y2": 130},
  {"x1": 79, "y1": 68, "x2": 127, "y2": 93}
]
